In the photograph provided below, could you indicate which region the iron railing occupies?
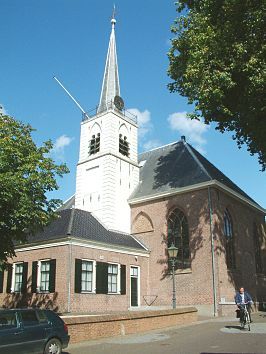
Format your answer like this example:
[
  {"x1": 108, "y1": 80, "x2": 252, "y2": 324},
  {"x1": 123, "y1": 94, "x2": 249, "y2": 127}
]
[{"x1": 81, "y1": 100, "x2": 137, "y2": 124}]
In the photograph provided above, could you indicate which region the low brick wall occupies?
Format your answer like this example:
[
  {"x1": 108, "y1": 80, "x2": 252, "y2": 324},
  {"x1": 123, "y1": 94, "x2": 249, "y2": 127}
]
[{"x1": 63, "y1": 307, "x2": 198, "y2": 344}]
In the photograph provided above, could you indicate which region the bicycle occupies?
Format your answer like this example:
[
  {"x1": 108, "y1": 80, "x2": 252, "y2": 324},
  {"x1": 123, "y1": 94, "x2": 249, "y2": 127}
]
[{"x1": 239, "y1": 303, "x2": 251, "y2": 331}]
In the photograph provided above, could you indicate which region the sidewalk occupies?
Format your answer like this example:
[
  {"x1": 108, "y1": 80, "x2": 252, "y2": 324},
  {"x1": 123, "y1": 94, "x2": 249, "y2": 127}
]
[{"x1": 67, "y1": 311, "x2": 266, "y2": 354}]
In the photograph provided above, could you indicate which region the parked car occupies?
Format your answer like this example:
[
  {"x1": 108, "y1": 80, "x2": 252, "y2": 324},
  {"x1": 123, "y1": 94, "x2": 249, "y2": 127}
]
[{"x1": 0, "y1": 308, "x2": 70, "y2": 354}]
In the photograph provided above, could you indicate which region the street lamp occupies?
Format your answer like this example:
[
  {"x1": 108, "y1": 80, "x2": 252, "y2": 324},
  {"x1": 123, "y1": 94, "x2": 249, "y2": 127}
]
[{"x1": 168, "y1": 243, "x2": 178, "y2": 309}]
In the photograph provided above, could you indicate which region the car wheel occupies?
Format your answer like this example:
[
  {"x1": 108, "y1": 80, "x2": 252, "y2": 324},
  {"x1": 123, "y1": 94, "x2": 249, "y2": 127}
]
[{"x1": 44, "y1": 338, "x2": 62, "y2": 354}]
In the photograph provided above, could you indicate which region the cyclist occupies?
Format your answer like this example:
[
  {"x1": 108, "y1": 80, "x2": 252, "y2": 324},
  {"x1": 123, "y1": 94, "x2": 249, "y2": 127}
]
[{"x1": 235, "y1": 287, "x2": 253, "y2": 323}]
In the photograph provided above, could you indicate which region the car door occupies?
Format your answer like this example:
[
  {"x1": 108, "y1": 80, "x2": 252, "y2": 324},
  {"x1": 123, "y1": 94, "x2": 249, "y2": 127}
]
[
  {"x1": 0, "y1": 310, "x2": 24, "y2": 354},
  {"x1": 19, "y1": 309, "x2": 48, "y2": 354}
]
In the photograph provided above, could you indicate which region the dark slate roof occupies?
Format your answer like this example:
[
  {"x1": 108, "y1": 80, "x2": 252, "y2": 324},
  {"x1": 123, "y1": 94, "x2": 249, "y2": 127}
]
[
  {"x1": 25, "y1": 209, "x2": 146, "y2": 251},
  {"x1": 129, "y1": 140, "x2": 259, "y2": 206}
]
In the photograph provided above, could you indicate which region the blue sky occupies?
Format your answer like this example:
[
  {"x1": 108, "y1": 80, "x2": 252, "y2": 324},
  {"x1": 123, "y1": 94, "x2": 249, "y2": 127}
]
[{"x1": 0, "y1": 0, "x2": 265, "y2": 208}]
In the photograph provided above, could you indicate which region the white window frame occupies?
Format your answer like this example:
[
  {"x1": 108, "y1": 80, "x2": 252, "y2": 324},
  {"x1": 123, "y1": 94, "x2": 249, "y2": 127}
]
[
  {"x1": 107, "y1": 263, "x2": 121, "y2": 294},
  {"x1": 11, "y1": 262, "x2": 24, "y2": 293},
  {"x1": 81, "y1": 259, "x2": 96, "y2": 293},
  {"x1": 130, "y1": 265, "x2": 140, "y2": 307},
  {"x1": 37, "y1": 259, "x2": 51, "y2": 293}
]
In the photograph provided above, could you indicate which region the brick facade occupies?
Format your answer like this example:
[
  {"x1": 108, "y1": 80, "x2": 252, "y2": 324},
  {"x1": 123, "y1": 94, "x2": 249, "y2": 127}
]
[
  {"x1": 131, "y1": 186, "x2": 266, "y2": 315},
  {"x1": 0, "y1": 244, "x2": 149, "y2": 313},
  {"x1": 0, "y1": 186, "x2": 265, "y2": 316}
]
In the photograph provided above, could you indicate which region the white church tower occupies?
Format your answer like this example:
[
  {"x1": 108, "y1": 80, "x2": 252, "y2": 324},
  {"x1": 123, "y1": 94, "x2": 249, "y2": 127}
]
[{"x1": 75, "y1": 15, "x2": 139, "y2": 233}]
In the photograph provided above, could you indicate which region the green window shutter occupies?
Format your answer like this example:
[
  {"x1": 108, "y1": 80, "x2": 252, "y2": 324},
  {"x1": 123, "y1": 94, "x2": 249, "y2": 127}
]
[
  {"x1": 120, "y1": 265, "x2": 126, "y2": 295},
  {"x1": 31, "y1": 261, "x2": 38, "y2": 293},
  {"x1": 0, "y1": 270, "x2": 4, "y2": 293},
  {"x1": 96, "y1": 262, "x2": 108, "y2": 294},
  {"x1": 21, "y1": 262, "x2": 28, "y2": 293},
  {"x1": 6, "y1": 264, "x2": 12, "y2": 293},
  {"x1": 74, "y1": 259, "x2": 82, "y2": 293},
  {"x1": 49, "y1": 259, "x2": 56, "y2": 293}
]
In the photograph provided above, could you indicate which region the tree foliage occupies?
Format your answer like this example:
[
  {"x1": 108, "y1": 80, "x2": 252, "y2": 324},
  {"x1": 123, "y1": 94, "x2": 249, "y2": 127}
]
[
  {"x1": 0, "y1": 115, "x2": 69, "y2": 264},
  {"x1": 168, "y1": 0, "x2": 266, "y2": 170}
]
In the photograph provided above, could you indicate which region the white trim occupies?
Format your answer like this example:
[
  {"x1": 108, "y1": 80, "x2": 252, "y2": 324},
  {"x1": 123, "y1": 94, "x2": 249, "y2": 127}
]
[
  {"x1": 130, "y1": 265, "x2": 140, "y2": 308},
  {"x1": 129, "y1": 179, "x2": 265, "y2": 213},
  {"x1": 140, "y1": 140, "x2": 180, "y2": 154},
  {"x1": 214, "y1": 180, "x2": 265, "y2": 212},
  {"x1": 15, "y1": 239, "x2": 150, "y2": 258},
  {"x1": 11, "y1": 262, "x2": 23, "y2": 293},
  {"x1": 129, "y1": 181, "x2": 214, "y2": 204},
  {"x1": 107, "y1": 262, "x2": 120, "y2": 294},
  {"x1": 77, "y1": 150, "x2": 139, "y2": 168},
  {"x1": 61, "y1": 194, "x2": 75, "y2": 207},
  {"x1": 37, "y1": 259, "x2": 51, "y2": 293},
  {"x1": 80, "y1": 259, "x2": 96, "y2": 294}
]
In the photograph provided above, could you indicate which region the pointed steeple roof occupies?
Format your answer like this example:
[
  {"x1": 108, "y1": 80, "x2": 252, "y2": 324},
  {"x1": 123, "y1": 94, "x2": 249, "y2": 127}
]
[{"x1": 97, "y1": 13, "x2": 120, "y2": 114}]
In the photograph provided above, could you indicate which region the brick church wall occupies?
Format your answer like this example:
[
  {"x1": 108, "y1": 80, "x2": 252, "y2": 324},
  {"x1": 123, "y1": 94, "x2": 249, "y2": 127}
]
[
  {"x1": 131, "y1": 186, "x2": 266, "y2": 311},
  {"x1": 131, "y1": 188, "x2": 215, "y2": 307},
  {"x1": 210, "y1": 188, "x2": 266, "y2": 307}
]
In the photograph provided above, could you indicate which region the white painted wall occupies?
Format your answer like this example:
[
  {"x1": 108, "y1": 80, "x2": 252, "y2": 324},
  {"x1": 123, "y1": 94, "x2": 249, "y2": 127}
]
[{"x1": 75, "y1": 109, "x2": 139, "y2": 233}]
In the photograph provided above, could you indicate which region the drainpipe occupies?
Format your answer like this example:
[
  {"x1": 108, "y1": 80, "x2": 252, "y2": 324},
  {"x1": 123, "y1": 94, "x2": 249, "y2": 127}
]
[
  {"x1": 67, "y1": 241, "x2": 72, "y2": 313},
  {"x1": 66, "y1": 208, "x2": 75, "y2": 313},
  {"x1": 208, "y1": 187, "x2": 218, "y2": 317}
]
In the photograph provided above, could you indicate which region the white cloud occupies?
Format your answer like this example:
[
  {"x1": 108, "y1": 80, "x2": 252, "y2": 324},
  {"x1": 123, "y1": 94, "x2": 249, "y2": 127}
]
[
  {"x1": 168, "y1": 111, "x2": 209, "y2": 153},
  {"x1": 52, "y1": 134, "x2": 74, "y2": 161},
  {"x1": 128, "y1": 108, "x2": 152, "y2": 138},
  {"x1": 0, "y1": 104, "x2": 7, "y2": 115},
  {"x1": 143, "y1": 139, "x2": 162, "y2": 151}
]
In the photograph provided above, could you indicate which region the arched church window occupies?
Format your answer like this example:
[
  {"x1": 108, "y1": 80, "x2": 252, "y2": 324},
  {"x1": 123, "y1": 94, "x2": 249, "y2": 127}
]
[
  {"x1": 253, "y1": 222, "x2": 263, "y2": 274},
  {"x1": 223, "y1": 209, "x2": 236, "y2": 269},
  {"x1": 167, "y1": 208, "x2": 190, "y2": 269},
  {"x1": 119, "y1": 134, "x2": 129, "y2": 157},
  {"x1": 89, "y1": 133, "x2": 100, "y2": 155}
]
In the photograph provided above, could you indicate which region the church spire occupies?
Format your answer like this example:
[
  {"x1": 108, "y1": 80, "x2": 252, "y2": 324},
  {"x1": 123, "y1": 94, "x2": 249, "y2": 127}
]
[{"x1": 97, "y1": 10, "x2": 120, "y2": 113}]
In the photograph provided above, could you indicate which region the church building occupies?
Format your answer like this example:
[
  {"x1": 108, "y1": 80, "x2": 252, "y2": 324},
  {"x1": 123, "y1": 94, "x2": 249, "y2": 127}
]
[{"x1": 0, "y1": 16, "x2": 265, "y2": 316}]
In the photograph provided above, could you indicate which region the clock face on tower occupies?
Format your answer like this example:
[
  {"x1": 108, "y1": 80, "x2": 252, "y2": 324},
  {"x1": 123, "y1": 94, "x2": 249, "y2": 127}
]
[{"x1": 114, "y1": 95, "x2": 124, "y2": 111}]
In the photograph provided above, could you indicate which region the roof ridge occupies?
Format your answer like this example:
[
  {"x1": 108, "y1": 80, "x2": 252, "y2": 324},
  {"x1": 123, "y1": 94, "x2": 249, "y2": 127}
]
[
  {"x1": 185, "y1": 142, "x2": 212, "y2": 180},
  {"x1": 66, "y1": 208, "x2": 75, "y2": 235},
  {"x1": 139, "y1": 140, "x2": 181, "y2": 157}
]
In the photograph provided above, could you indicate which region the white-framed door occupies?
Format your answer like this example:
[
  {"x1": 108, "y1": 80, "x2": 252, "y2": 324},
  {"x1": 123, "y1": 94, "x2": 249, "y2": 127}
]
[{"x1": 130, "y1": 266, "x2": 140, "y2": 307}]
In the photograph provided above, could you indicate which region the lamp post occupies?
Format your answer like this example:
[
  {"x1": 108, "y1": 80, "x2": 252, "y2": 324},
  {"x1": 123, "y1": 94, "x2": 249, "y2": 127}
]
[{"x1": 168, "y1": 243, "x2": 178, "y2": 309}]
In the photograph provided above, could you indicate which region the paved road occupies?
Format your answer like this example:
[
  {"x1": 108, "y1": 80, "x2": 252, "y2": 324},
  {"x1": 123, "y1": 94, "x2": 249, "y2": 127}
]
[{"x1": 64, "y1": 312, "x2": 266, "y2": 354}]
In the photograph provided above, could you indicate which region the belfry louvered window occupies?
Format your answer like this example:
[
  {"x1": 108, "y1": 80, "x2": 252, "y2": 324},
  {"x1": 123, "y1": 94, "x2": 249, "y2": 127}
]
[
  {"x1": 223, "y1": 209, "x2": 236, "y2": 269},
  {"x1": 119, "y1": 134, "x2": 129, "y2": 157},
  {"x1": 89, "y1": 133, "x2": 100, "y2": 155},
  {"x1": 167, "y1": 208, "x2": 190, "y2": 269}
]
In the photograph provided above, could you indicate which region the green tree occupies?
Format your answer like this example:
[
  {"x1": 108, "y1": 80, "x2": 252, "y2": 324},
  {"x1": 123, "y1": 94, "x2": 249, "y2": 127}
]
[
  {"x1": 0, "y1": 114, "x2": 69, "y2": 264},
  {"x1": 168, "y1": 0, "x2": 266, "y2": 170}
]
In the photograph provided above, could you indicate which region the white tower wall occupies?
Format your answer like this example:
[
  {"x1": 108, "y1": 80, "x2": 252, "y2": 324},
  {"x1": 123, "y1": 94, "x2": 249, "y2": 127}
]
[{"x1": 75, "y1": 110, "x2": 139, "y2": 233}]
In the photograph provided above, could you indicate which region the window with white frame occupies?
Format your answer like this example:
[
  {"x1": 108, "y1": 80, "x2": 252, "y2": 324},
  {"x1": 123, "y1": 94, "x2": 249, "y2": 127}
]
[
  {"x1": 81, "y1": 260, "x2": 93, "y2": 292},
  {"x1": 108, "y1": 264, "x2": 119, "y2": 293},
  {"x1": 39, "y1": 260, "x2": 50, "y2": 292},
  {"x1": 13, "y1": 263, "x2": 23, "y2": 292}
]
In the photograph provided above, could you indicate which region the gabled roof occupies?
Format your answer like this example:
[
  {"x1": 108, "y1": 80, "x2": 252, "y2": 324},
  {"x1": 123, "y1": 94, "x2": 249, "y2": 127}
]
[
  {"x1": 129, "y1": 140, "x2": 261, "y2": 209},
  {"x1": 25, "y1": 209, "x2": 147, "y2": 252}
]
